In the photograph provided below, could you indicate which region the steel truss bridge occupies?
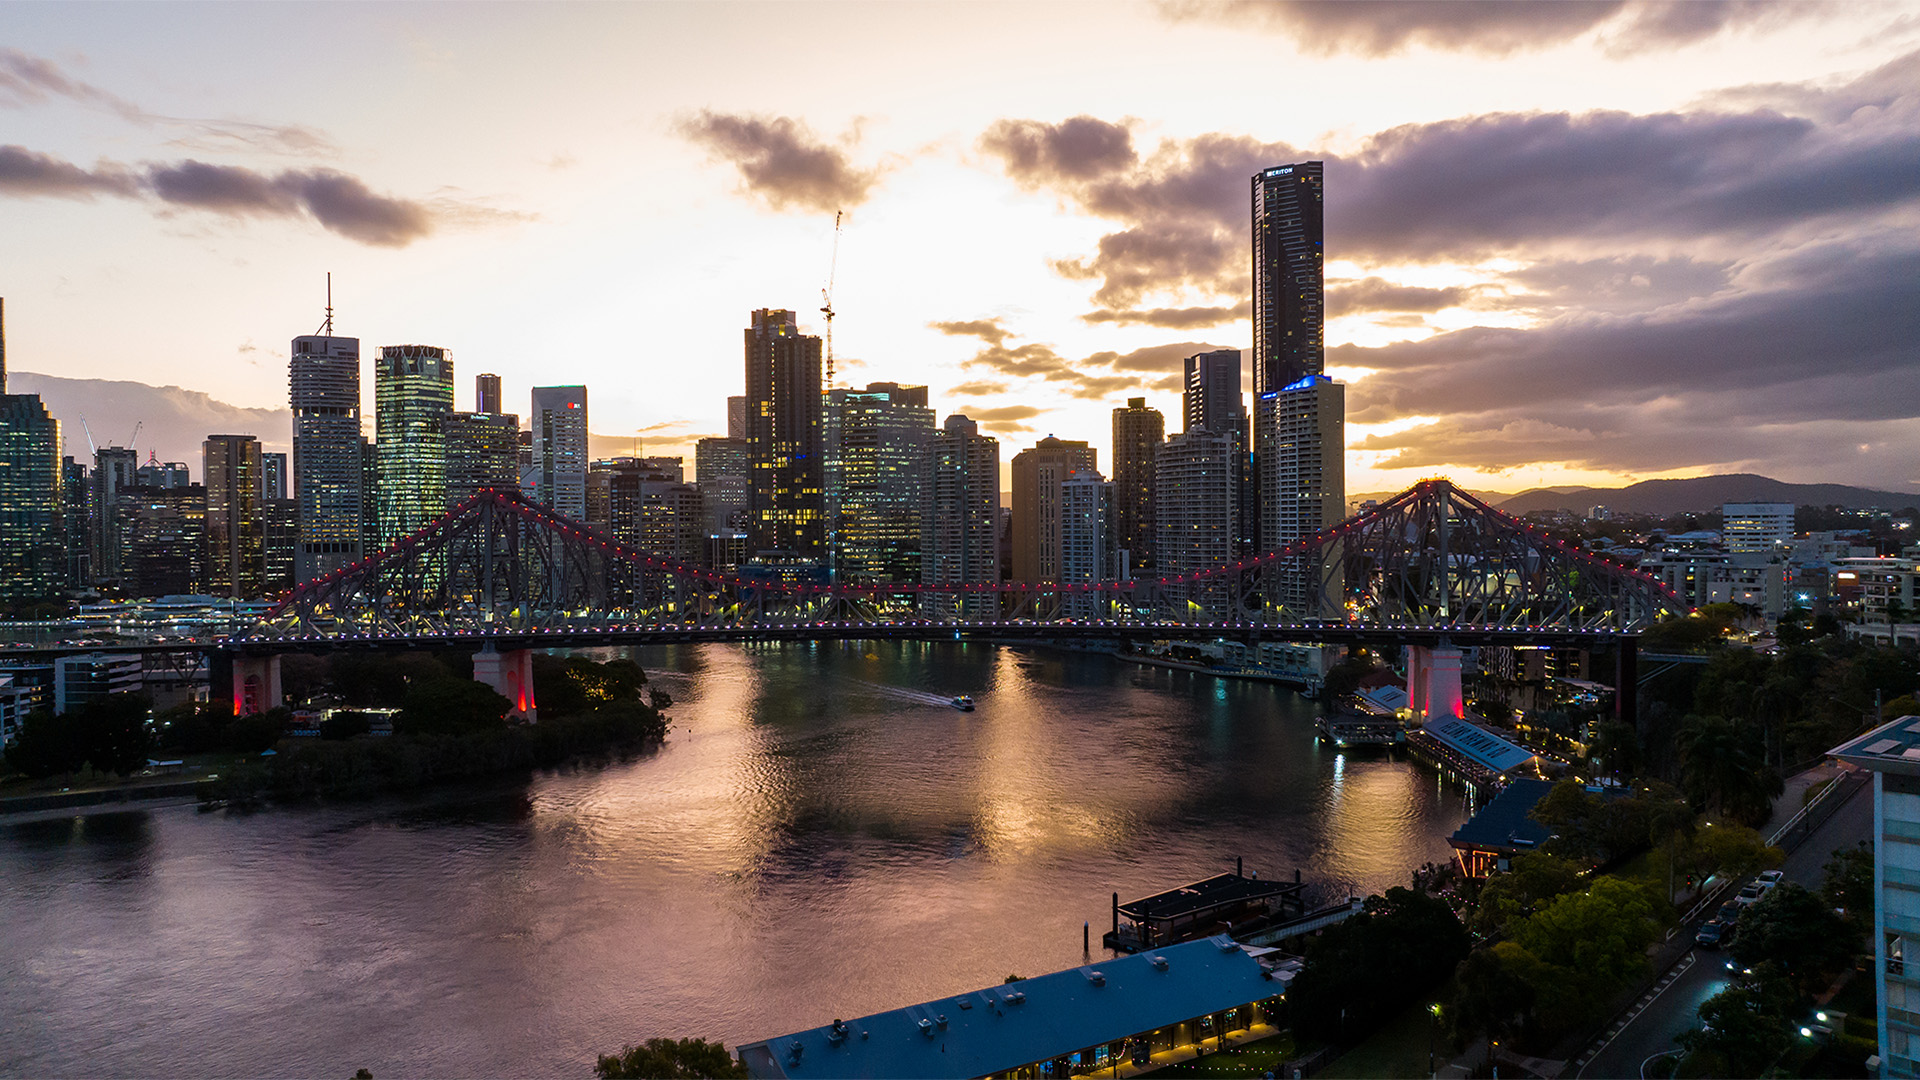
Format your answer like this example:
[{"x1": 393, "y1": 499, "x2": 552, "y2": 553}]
[{"x1": 227, "y1": 479, "x2": 1683, "y2": 655}]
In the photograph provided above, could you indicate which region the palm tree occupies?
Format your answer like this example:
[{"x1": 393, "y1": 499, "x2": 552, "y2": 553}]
[{"x1": 1675, "y1": 714, "x2": 1784, "y2": 826}]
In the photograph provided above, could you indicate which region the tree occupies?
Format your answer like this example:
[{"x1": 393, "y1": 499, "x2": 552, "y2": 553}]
[
  {"x1": 595, "y1": 1038, "x2": 747, "y2": 1079},
  {"x1": 1674, "y1": 714, "x2": 1782, "y2": 825},
  {"x1": 392, "y1": 678, "x2": 511, "y2": 737},
  {"x1": 1288, "y1": 887, "x2": 1469, "y2": 1043},
  {"x1": 319, "y1": 711, "x2": 372, "y2": 741},
  {"x1": 3, "y1": 706, "x2": 83, "y2": 778},
  {"x1": 1824, "y1": 840, "x2": 1875, "y2": 923},
  {"x1": 1469, "y1": 853, "x2": 1582, "y2": 936},
  {"x1": 1515, "y1": 877, "x2": 1664, "y2": 990},
  {"x1": 73, "y1": 693, "x2": 155, "y2": 776},
  {"x1": 1678, "y1": 980, "x2": 1792, "y2": 1078},
  {"x1": 1727, "y1": 883, "x2": 1854, "y2": 993},
  {"x1": 1685, "y1": 823, "x2": 1782, "y2": 884}
]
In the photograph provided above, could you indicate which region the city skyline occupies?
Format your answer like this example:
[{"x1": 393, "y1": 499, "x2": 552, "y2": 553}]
[{"x1": 3, "y1": 3, "x2": 1920, "y2": 495}]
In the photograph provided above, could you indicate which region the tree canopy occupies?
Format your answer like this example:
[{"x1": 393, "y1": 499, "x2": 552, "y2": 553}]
[
  {"x1": 1287, "y1": 887, "x2": 1468, "y2": 1043},
  {"x1": 595, "y1": 1038, "x2": 747, "y2": 1079},
  {"x1": 1727, "y1": 883, "x2": 1854, "y2": 993}
]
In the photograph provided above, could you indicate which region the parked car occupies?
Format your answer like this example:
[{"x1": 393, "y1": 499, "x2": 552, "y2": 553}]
[
  {"x1": 1695, "y1": 918, "x2": 1731, "y2": 949},
  {"x1": 1734, "y1": 882, "x2": 1766, "y2": 906},
  {"x1": 1718, "y1": 901, "x2": 1743, "y2": 925},
  {"x1": 1758, "y1": 869, "x2": 1784, "y2": 887}
]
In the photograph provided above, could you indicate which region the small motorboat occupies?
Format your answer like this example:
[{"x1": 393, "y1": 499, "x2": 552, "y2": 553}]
[{"x1": 951, "y1": 695, "x2": 975, "y2": 711}]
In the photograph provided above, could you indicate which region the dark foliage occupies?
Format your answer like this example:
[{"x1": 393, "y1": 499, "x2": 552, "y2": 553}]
[
  {"x1": 319, "y1": 711, "x2": 372, "y2": 741},
  {"x1": 1727, "y1": 883, "x2": 1855, "y2": 994},
  {"x1": 596, "y1": 1037, "x2": 746, "y2": 1079},
  {"x1": 3, "y1": 694, "x2": 155, "y2": 778},
  {"x1": 1287, "y1": 887, "x2": 1468, "y2": 1045}
]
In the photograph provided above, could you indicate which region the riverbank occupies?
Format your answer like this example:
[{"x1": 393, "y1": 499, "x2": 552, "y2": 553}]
[
  {"x1": 0, "y1": 777, "x2": 210, "y2": 817},
  {"x1": 1114, "y1": 650, "x2": 1320, "y2": 692}
]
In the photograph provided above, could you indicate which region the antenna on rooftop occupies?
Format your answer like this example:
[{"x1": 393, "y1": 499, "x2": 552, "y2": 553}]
[
  {"x1": 316, "y1": 272, "x2": 334, "y2": 336},
  {"x1": 821, "y1": 211, "x2": 842, "y2": 388}
]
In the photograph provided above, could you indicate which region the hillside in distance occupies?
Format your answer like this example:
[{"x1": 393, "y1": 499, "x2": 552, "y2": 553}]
[{"x1": 1496, "y1": 474, "x2": 1920, "y2": 517}]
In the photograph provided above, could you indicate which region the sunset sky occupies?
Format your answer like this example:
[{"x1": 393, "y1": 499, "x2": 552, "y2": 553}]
[{"x1": 4, "y1": 1, "x2": 1919, "y2": 496}]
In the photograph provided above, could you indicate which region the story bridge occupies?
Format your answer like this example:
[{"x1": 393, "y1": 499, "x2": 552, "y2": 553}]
[{"x1": 206, "y1": 478, "x2": 1682, "y2": 719}]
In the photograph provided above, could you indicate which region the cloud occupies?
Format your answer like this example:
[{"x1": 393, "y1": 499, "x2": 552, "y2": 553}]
[
  {"x1": 945, "y1": 379, "x2": 1009, "y2": 397},
  {"x1": 1157, "y1": 1, "x2": 1828, "y2": 57},
  {"x1": 0, "y1": 145, "x2": 138, "y2": 198},
  {"x1": 1329, "y1": 277, "x2": 1470, "y2": 315},
  {"x1": 679, "y1": 110, "x2": 881, "y2": 213},
  {"x1": 979, "y1": 116, "x2": 1136, "y2": 187},
  {"x1": 1082, "y1": 303, "x2": 1246, "y2": 328},
  {"x1": 941, "y1": 314, "x2": 1230, "y2": 403},
  {"x1": 964, "y1": 405, "x2": 1045, "y2": 422},
  {"x1": 0, "y1": 47, "x2": 144, "y2": 120},
  {"x1": 930, "y1": 318, "x2": 1011, "y2": 346},
  {"x1": 0, "y1": 146, "x2": 448, "y2": 246}
]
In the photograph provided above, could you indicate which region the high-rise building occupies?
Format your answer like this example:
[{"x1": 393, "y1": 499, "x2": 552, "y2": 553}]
[
  {"x1": 135, "y1": 456, "x2": 189, "y2": 489},
  {"x1": 203, "y1": 434, "x2": 265, "y2": 599},
  {"x1": 0, "y1": 311, "x2": 65, "y2": 600},
  {"x1": 695, "y1": 436, "x2": 750, "y2": 539},
  {"x1": 1157, "y1": 429, "x2": 1239, "y2": 619},
  {"x1": 824, "y1": 382, "x2": 934, "y2": 583},
  {"x1": 91, "y1": 446, "x2": 139, "y2": 584},
  {"x1": 727, "y1": 395, "x2": 748, "y2": 441},
  {"x1": 261, "y1": 496, "x2": 297, "y2": 593},
  {"x1": 1060, "y1": 471, "x2": 1116, "y2": 618},
  {"x1": 1256, "y1": 377, "x2": 1345, "y2": 616},
  {"x1": 1111, "y1": 397, "x2": 1163, "y2": 577},
  {"x1": 476, "y1": 373, "x2": 503, "y2": 416},
  {"x1": 260, "y1": 452, "x2": 288, "y2": 501},
  {"x1": 743, "y1": 309, "x2": 824, "y2": 565},
  {"x1": 291, "y1": 332, "x2": 364, "y2": 581},
  {"x1": 125, "y1": 483, "x2": 205, "y2": 596},
  {"x1": 1252, "y1": 162, "x2": 1325, "y2": 394},
  {"x1": 1723, "y1": 503, "x2": 1794, "y2": 554},
  {"x1": 446, "y1": 411, "x2": 521, "y2": 505},
  {"x1": 1011, "y1": 437, "x2": 1098, "y2": 584},
  {"x1": 1185, "y1": 349, "x2": 1255, "y2": 561},
  {"x1": 61, "y1": 457, "x2": 90, "y2": 588},
  {"x1": 531, "y1": 385, "x2": 588, "y2": 520},
  {"x1": 375, "y1": 345, "x2": 454, "y2": 545},
  {"x1": 923, "y1": 415, "x2": 1000, "y2": 618},
  {"x1": 594, "y1": 457, "x2": 705, "y2": 566}
]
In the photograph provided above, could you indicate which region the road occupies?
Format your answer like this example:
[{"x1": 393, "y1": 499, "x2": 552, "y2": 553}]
[{"x1": 1578, "y1": 781, "x2": 1872, "y2": 1078}]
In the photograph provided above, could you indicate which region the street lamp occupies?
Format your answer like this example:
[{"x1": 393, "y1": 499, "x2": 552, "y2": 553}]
[{"x1": 1428, "y1": 1003, "x2": 1442, "y2": 1077}]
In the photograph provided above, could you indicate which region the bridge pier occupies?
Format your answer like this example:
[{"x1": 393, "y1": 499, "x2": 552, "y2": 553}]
[
  {"x1": 231, "y1": 654, "x2": 282, "y2": 717},
  {"x1": 1406, "y1": 644, "x2": 1464, "y2": 721},
  {"x1": 474, "y1": 645, "x2": 537, "y2": 721}
]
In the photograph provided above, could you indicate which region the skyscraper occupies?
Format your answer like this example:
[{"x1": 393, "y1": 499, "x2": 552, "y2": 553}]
[
  {"x1": 0, "y1": 300, "x2": 65, "y2": 600},
  {"x1": 695, "y1": 436, "x2": 749, "y2": 538},
  {"x1": 727, "y1": 395, "x2": 748, "y2": 441},
  {"x1": 1256, "y1": 377, "x2": 1345, "y2": 616},
  {"x1": 91, "y1": 446, "x2": 139, "y2": 584},
  {"x1": 375, "y1": 345, "x2": 453, "y2": 545},
  {"x1": 824, "y1": 382, "x2": 934, "y2": 583},
  {"x1": 291, "y1": 331, "x2": 364, "y2": 581},
  {"x1": 203, "y1": 434, "x2": 265, "y2": 599},
  {"x1": 445, "y1": 411, "x2": 521, "y2": 505},
  {"x1": 1111, "y1": 397, "x2": 1163, "y2": 576},
  {"x1": 476, "y1": 373, "x2": 503, "y2": 416},
  {"x1": 1157, "y1": 429, "x2": 1238, "y2": 619},
  {"x1": 1010, "y1": 436, "x2": 1098, "y2": 584},
  {"x1": 1060, "y1": 471, "x2": 1116, "y2": 618},
  {"x1": 260, "y1": 452, "x2": 288, "y2": 501},
  {"x1": 1185, "y1": 349, "x2": 1255, "y2": 561},
  {"x1": 531, "y1": 385, "x2": 588, "y2": 519},
  {"x1": 1252, "y1": 162, "x2": 1325, "y2": 394},
  {"x1": 743, "y1": 309, "x2": 824, "y2": 565},
  {"x1": 923, "y1": 415, "x2": 999, "y2": 618}
]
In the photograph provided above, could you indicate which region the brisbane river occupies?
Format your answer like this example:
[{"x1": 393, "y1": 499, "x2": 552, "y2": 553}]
[{"x1": 0, "y1": 642, "x2": 1474, "y2": 1078}]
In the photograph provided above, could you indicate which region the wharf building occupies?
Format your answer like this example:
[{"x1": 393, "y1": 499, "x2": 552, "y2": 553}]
[
  {"x1": 1011, "y1": 437, "x2": 1098, "y2": 587},
  {"x1": 531, "y1": 385, "x2": 589, "y2": 520},
  {"x1": 824, "y1": 382, "x2": 934, "y2": 584},
  {"x1": 1157, "y1": 429, "x2": 1239, "y2": 620},
  {"x1": 0, "y1": 299, "x2": 66, "y2": 601},
  {"x1": 922, "y1": 414, "x2": 1000, "y2": 619},
  {"x1": 1111, "y1": 397, "x2": 1163, "y2": 576},
  {"x1": 203, "y1": 435, "x2": 266, "y2": 599},
  {"x1": 1060, "y1": 470, "x2": 1117, "y2": 619},
  {"x1": 290, "y1": 332, "x2": 365, "y2": 581},
  {"x1": 1251, "y1": 162, "x2": 1344, "y2": 616},
  {"x1": 735, "y1": 934, "x2": 1290, "y2": 1080},
  {"x1": 1184, "y1": 349, "x2": 1254, "y2": 560},
  {"x1": 374, "y1": 345, "x2": 454, "y2": 546},
  {"x1": 744, "y1": 309, "x2": 824, "y2": 569}
]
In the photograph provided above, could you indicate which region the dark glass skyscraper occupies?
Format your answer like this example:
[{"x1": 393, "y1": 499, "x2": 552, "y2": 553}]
[
  {"x1": 743, "y1": 309, "x2": 824, "y2": 565},
  {"x1": 1251, "y1": 161, "x2": 1324, "y2": 394},
  {"x1": 1111, "y1": 397, "x2": 1163, "y2": 575},
  {"x1": 291, "y1": 332, "x2": 363, "y2": 581}
]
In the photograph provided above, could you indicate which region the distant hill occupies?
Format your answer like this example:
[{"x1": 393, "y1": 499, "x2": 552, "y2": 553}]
[
  {"x1": 10, "y1": 371, "x2": 292, "y2": 466},
  {"x1": 1496, "y1": 474, "x2": 1920, "y2": 516}
]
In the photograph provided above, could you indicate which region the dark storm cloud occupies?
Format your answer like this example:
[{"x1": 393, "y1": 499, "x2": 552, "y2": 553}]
[
  {"x1": 1157, "y1": 1, "x2": 1825, "y2": 57},
  {"x1": 679, "y1": 111, "x2": 880, "y2": 213},
  {"x1": 1329, "y1": 278, "x2": 1471, "y2": 315},
  {"x1": 1341, "y1": 237, "x2": 1920, "y2": 482},
  {"x1": 0, "y1": 145, "x2": 138, "y2": 198},
  {"x1": 0, "y1": 146, "x2": 438, "y2": 246},
  {"x1": 939, "y1": 316, "x2": 1227, "y2": 400},
  {"x1": 1083, "y1": 341, "x2": 1231, "y2": 374}
]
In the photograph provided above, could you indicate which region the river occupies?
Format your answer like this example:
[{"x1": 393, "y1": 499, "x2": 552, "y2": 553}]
[{"x1": 0, "y1": 641, "x2": 1473, "y2": 1078}]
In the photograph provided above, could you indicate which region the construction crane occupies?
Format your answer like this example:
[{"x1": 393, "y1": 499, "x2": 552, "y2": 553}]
[
  {"x1": 820, "y1": 210, "x2": 842, "y2": 388},
  {"x1": 127, "y1": 421, "x2": 142, "y2": 449}
]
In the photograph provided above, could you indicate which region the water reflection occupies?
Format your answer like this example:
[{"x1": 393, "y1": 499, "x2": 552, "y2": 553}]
[{"x1": 0, "y1": 641, "x2": 1472, "y2": 1078}]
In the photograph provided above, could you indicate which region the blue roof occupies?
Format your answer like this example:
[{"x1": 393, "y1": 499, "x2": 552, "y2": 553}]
[
  {"x1": 1423, "y1": 717, "x2": 1536, "y2": 775},
  {"x1": 1449, "y1": 778, "x2": 1556, "y2": 853},
  {"x1": 737, "y1": 936, "x2": 1283, "y2": 1079},
  {"x1": 1830, "y1": 715, "x2": 1920, "y2": 776}
]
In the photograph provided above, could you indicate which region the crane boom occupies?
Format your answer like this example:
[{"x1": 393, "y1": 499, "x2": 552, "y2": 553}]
[{"x1": 821, "y1": 210, "x2": 842, "y2": 388}]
